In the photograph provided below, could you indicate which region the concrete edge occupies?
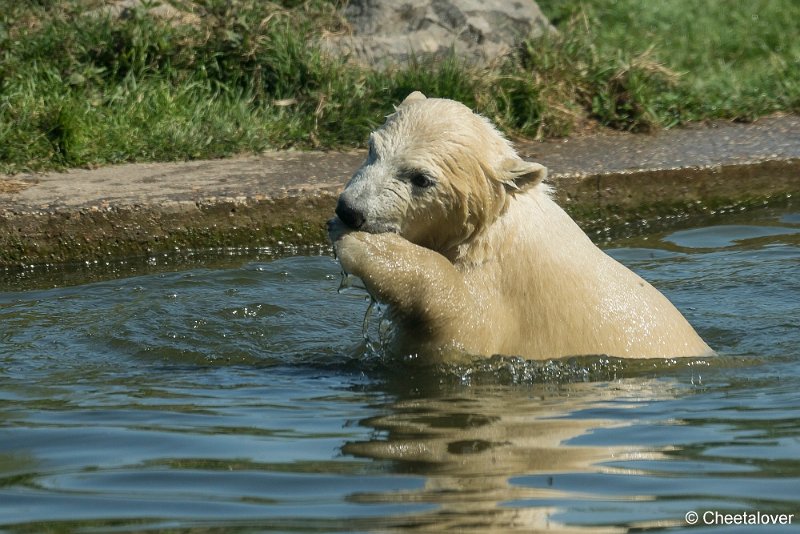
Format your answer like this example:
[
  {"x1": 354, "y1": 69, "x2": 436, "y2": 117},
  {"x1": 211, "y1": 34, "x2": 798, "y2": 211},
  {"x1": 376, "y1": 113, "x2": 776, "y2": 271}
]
[{"x1": 2, "y1": 157, "x2": 798, "y2": 269}]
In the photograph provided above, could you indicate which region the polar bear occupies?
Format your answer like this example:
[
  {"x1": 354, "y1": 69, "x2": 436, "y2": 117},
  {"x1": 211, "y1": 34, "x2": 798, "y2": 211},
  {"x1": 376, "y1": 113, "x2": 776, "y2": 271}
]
[{"x1": 328, "y1": 92, "x2": 713, "y2": 362}]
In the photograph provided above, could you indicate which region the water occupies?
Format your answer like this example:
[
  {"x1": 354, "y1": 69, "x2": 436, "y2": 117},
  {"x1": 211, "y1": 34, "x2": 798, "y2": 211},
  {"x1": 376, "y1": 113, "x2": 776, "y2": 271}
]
[{"x1": 1, "y1": 208, "x2": 798, "y2": 532}]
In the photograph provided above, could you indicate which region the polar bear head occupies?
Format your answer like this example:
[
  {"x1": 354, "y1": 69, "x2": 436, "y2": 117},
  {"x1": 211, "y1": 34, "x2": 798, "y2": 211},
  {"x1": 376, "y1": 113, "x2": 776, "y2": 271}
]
[{"x1": 334, "y1": 92, "x2": 547, "y2": 255}]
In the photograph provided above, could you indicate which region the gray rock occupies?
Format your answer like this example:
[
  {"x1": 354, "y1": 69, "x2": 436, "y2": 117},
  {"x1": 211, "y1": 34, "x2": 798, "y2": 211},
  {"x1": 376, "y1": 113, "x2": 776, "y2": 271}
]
[
  {"x1": 324, "y1": 0, "x2": 555, "y2": 68},
  {"x1": 88, "y1": 0, "x2": 199, "y2": 26}
]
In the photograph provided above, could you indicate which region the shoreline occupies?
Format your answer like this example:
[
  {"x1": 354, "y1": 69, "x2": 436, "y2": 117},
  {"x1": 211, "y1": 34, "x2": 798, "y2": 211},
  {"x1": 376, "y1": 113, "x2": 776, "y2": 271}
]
[{"x1": 2, "y1": 115, "x2": 799, "y2": 269}]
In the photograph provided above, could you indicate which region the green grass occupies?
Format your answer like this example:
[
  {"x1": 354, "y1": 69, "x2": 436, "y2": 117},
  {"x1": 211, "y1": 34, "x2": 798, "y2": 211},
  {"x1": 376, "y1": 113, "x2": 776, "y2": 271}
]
[
  {"x1": 538, "y1": 0, "x2": 800, "y2": 125},
  {"x1": 1, "y1": 0, "x2": 798, "y2": 174}
]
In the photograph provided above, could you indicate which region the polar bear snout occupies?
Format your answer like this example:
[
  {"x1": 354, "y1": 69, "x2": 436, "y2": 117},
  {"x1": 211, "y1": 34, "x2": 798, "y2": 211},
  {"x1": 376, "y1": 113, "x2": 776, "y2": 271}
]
[{"x1": 335, "y1": 196, "x2": 366, "y2": 229}]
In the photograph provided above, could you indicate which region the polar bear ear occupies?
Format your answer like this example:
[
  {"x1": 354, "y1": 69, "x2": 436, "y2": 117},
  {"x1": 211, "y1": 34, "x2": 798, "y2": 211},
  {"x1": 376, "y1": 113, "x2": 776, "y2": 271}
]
[
  {"x1": 499, "y1": 159, "x2": 547, "y2": 191},
  {"x1": 397, "y1": 91, "x2": 427, "y2": 108}
]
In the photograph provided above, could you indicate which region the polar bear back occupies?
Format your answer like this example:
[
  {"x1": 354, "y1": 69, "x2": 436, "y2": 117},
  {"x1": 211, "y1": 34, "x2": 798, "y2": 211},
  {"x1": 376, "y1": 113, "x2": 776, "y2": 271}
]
[{"x1": 459, "y1": 189, "x2": 713, "y2": 359}]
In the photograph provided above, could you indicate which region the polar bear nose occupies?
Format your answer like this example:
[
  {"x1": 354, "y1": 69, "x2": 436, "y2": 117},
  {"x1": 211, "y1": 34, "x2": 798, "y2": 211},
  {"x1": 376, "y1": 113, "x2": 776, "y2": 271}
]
[{"x1": 335, "y1": 198, "x2": 366, "y2": 229}]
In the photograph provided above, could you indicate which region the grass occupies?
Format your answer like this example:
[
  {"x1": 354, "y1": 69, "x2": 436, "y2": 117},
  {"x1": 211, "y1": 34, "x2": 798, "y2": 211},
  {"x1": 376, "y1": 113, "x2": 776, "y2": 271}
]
[
  {"x1": 538, "y1": 0, "x2": 800, "y2": 125},
  {"x1": 1, "y1": 0, "x2": 798, "y2": 174}
]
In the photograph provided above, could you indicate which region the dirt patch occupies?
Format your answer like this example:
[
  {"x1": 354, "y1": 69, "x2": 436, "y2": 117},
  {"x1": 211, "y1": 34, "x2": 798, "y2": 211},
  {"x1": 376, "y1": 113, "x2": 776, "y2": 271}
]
[{"x1": 0, "y1": 179, "x2": 32, "y2": 194}]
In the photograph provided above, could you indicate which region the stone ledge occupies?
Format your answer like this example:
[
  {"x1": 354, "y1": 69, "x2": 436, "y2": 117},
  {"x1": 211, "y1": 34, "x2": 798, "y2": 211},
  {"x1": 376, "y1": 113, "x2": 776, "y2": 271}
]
[{"x1": 2, "y1": 116, "x2": 799, "y2": 268}]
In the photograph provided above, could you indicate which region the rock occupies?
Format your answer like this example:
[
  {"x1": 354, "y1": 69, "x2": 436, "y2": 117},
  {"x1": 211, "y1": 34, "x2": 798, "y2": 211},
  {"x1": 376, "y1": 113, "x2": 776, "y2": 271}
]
[
  {"x1": 88, "y1": 0, "x2": 200, "y2": 26},
  {"x1": 324, "y1": 0, "x2": 555, "y2": 68}
]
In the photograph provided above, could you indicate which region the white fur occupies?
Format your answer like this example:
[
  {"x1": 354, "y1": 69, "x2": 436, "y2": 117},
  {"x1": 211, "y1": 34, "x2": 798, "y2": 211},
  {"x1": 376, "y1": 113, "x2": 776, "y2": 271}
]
[{"x1": 330, "y1": 93, "x2": 713, "y2": 361}]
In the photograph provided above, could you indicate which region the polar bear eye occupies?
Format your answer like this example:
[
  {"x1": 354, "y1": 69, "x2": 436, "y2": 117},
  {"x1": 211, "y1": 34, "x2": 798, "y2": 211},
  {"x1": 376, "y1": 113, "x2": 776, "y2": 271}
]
[{"x1": 409, "y1": 172, "x2": 435, "y2": 188}]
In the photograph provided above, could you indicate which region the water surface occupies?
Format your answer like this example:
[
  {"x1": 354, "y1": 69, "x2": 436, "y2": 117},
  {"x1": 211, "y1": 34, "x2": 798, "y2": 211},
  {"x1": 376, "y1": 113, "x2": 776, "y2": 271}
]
[{"x1": 1, "y1": 208, "x2": 798, "y2": 532}]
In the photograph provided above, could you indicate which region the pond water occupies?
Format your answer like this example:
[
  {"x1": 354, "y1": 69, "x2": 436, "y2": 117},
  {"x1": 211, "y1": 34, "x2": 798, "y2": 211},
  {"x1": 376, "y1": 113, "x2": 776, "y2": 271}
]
[{"x1": 0, "y1": 207, "x2": 798, "y2": 532}]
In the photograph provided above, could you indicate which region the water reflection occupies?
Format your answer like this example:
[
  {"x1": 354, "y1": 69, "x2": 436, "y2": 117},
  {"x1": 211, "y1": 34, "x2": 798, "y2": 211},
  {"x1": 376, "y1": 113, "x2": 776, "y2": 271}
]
[{"x1": 343, "y1": 378, "x2": 682, "y2": 532}]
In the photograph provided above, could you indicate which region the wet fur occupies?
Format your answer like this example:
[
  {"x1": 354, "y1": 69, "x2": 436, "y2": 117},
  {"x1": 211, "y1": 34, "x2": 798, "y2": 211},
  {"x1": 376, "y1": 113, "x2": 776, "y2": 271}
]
[{"x1": 330, "y1": 93, "x2": 712, "y2": 361}]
